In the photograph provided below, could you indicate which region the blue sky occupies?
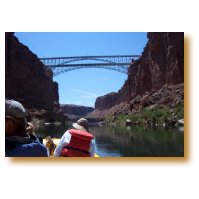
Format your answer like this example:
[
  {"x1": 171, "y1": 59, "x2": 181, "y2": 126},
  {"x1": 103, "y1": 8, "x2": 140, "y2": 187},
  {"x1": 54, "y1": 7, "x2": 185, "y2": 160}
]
[{"x1": 15, "y1": 32, "x2": 148, "y2": 107}]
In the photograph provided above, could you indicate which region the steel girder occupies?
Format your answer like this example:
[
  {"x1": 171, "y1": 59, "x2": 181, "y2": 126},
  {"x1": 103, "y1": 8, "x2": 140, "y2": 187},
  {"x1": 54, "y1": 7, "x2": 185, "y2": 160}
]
[{"x1": 40, "y1": 55, "x2": 140, "y2": 76}]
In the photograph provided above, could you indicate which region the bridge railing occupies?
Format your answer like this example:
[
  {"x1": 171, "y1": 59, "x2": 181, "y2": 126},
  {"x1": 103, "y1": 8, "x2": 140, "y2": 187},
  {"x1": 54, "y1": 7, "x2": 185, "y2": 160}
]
[{"x1": 40, "y1": 55, "x2": 141, "y2": 76}]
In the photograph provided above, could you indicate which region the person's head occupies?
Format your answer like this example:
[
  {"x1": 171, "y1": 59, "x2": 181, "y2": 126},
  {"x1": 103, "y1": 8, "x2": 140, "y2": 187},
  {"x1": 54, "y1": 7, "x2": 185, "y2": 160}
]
[
  {"x1": 72, "y1": 118, "x2": 90, "y2": 132},
  {"x1": 5, "y1": 99, "x2": 29, "y2": 137},
  {"x1": 45, "y1": 136, "x2": 53, "y2": 143}
]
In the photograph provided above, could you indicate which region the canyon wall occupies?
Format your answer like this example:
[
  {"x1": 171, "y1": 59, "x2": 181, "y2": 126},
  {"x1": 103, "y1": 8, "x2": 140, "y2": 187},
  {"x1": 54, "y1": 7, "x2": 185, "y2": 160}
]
[
  {"x1": 61, "y1": 104, "x2": 94, "y2": 120},
  {"x1": 5, "y1": 33, "x2": 66, "y2": 122},
  {"x1": 5, "y1": 32, "x2": 59, "y2": 111},
  {"x1": 89, "y1": 32, "x2": 184, "y2": 118}
]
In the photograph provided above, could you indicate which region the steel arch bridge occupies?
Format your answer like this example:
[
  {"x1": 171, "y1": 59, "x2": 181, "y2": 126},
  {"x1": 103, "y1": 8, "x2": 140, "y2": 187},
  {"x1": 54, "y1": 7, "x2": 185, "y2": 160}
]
[{"x1": 40, "y1": 55, "x2": 140, "y2": 76}]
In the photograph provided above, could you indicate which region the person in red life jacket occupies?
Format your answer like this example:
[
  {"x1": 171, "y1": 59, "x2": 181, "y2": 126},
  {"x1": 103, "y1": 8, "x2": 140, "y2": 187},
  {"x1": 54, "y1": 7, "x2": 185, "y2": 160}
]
[{"x1": 54, "y1": 118, "x2": 96, "y2": 157}]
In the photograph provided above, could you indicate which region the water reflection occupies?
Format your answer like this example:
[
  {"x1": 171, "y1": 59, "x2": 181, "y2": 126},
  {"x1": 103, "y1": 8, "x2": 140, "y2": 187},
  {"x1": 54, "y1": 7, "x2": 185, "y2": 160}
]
[
  {"x1": 91, "y1": 126, "x2": 184, "y2": 157},
  {"x1": 36, "y1": 124, "x2": 184, "y2": 157},
  {"x1": 35, "y1": 124, "x2": 68, "y2": 139}
]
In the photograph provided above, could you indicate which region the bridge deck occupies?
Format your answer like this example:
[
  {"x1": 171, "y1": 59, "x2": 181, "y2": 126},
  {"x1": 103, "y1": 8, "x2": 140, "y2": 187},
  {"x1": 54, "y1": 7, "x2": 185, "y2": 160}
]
[{"x1": 40, "y1": 55, "x2": 140, "y2": 76}]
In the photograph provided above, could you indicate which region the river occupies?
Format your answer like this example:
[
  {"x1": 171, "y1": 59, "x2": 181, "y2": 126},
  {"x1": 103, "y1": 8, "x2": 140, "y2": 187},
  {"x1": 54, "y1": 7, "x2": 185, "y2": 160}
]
[{"x1": 35, "y1": 123, "x2": 184, "y2": 157}]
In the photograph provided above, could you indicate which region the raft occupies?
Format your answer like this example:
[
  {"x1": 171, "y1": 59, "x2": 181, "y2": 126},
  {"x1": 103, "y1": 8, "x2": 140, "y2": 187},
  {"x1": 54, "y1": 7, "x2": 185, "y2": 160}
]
[{"x1": 43, "y1": 138, "x2": 99, "y2": 157}]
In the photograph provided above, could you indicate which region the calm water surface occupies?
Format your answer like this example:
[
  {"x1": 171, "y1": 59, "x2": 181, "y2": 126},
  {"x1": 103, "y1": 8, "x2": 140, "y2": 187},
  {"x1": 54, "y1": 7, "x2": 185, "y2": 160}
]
[{"x1": 36, "y1": 124, "x2": 184, "y2": 157}]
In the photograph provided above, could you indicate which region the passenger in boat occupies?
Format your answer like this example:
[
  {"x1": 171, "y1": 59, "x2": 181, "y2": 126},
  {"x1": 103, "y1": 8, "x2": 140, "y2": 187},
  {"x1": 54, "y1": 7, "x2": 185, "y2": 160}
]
[
  {"x1": 5, "y1": 99, "x2": 49, "y2": 157},
  {"x1": 54, "y1": 118, "x2": 96, "y2": 157},
  {"x1": 45, "y1": 136, "x2": 56, "y2": 156}
]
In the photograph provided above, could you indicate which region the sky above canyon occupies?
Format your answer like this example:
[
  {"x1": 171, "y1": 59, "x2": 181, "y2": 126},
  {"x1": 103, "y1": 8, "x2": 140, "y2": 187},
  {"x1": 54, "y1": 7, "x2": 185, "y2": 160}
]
[{"x1": 15, "y1": 32, "x2": 148, "y2": 107}]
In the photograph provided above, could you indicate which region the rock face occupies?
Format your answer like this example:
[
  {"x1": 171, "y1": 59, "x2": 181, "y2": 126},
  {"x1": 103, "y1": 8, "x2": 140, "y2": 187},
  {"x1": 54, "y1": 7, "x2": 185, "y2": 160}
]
[
  {"x1": 5, "y1": 32, "x2": 59, "y2": 111},
  {"x1": 90, "y1": 32, "x2": 184, "y2": 118},
  {"x1": 5, "y1": 33, "x2": 65, "y2": 122},
  {"x1": 95, "y1": 92, "x2": 118, "y2": 110},
  {"x1": 60, "y1": 104, "x2": 94, "y2": 120}
]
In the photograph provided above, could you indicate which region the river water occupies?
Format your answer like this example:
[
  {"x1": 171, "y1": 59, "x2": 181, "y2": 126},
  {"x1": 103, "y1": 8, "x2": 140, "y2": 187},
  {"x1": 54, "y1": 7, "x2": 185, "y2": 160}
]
[{"x1": 35, "y1": 124, "x2": 184, "y2": 157}]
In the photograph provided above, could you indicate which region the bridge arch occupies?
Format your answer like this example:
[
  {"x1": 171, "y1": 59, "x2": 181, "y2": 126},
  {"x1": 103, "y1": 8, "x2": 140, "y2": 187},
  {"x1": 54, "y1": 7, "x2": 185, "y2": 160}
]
[{"x1": 40, "y1": 55, "x2": 140, "y2": 76}]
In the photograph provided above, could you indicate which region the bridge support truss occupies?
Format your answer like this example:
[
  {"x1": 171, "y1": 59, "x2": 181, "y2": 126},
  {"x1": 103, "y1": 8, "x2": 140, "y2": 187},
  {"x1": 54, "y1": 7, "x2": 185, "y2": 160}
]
[{"x1": 40, "y1": 55, "x2": 140, "y2": 76}]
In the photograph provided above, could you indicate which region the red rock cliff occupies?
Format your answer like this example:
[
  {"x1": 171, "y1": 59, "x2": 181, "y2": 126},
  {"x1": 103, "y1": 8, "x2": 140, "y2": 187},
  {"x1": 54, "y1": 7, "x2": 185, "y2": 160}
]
[
  {"x1": 60, "y1": 104, "x2": 94, "y2": 121},
  {"x1": 5, "y1": 32, "x2": 59, "y2": 111},
  {"x1": 92, "y1": 32, "x2": 184, "y2": 118}
]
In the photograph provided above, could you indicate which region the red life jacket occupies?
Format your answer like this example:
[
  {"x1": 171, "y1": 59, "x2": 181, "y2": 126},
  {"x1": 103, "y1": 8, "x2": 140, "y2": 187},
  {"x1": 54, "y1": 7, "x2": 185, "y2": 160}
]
[{"x1": 61, "y1": 129, "x2": 94, "y2": 157}]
